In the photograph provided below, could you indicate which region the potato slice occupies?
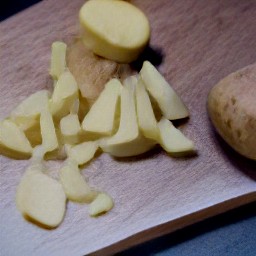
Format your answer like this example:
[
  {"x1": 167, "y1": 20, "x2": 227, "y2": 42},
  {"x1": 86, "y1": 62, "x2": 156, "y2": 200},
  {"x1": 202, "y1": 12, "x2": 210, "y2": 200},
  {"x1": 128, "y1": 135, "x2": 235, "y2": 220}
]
[
  {"x1": 79, "y1": 0, "x2": 150, "y2": 63},
  {"x1": 50, "y1": 41, "x2": 67, "y2": 80},
  {"x1": 82, "y1": 78, "x2": 122, "y2": 136},
  {"x1": 158, "y1": 117, "x2": 195, "y2": 156},
  {"x1": 140, "y1": 61, "x2": 189, "y2": 120},
  {"x1": 89, "y1": 192, "x2": 114, "y2": 217},
  {"x1": 135, "y1": 77, "x2": 159, "y2": 141},
  {"x1": 10, "y1": 90, "x2": 50, "y2": 119},
  {"x1": 66, "y1": 141, "x2": 99, "y2": 166},
  {"x1": 60, "y1": 160, "x2": 97, "y2": 203},
  {"x1": 0, "y1": 119, "x2": 32, "y2": 159},
  {"x1": 100, "y1": 76, "x2": 155, "y2": 157},
  {"x1": 60, "y1": 114, "x2": 81, "y2": 144},
  {"x1": 16, "y1": 167, "x2": 66, "y2": 228},
  {"x1": 49, "y1": 71, "x2": 78, "y2": 120},
  {"x1": 40, "y1": 110, "x2": 58, "y2": 153}
]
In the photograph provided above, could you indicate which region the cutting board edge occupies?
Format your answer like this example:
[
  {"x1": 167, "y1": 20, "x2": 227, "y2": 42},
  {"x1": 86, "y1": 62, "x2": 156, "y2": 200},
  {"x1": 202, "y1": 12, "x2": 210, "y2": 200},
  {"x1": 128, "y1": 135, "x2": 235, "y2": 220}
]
[{"x1": 90, "y1": 191, "x2": 256, "y2": 256}]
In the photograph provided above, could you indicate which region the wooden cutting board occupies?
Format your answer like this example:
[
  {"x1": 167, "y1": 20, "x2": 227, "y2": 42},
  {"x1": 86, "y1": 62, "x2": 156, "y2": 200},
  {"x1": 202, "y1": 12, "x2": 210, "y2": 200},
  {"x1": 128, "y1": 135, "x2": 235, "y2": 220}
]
[{"x1": 1, "y1": 0, "x2": 256, "y2": 255}]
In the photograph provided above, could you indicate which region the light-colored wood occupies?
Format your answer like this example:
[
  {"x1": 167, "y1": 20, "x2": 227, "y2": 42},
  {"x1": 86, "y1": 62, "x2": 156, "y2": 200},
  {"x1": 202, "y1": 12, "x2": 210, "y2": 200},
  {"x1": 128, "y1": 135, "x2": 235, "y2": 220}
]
[{"x1": 1, "y1": 0, "x2": 256, "y2": 255}]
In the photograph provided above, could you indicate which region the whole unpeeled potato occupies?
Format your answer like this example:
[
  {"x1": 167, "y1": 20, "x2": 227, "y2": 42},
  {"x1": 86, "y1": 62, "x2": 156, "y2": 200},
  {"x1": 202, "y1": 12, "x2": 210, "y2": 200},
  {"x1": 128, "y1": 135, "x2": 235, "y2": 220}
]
[{"x1": 208, "y1": 64, "x2": 256, "y2": 160}]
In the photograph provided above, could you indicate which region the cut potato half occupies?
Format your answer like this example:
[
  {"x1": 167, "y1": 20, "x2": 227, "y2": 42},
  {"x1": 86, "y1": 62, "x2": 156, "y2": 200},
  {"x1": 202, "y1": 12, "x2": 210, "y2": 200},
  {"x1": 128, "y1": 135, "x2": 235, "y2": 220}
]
[
  {"x1": 140, "y1": 61, "x2": 189, "y2": 120},
  {"x1": 158, "y1": 118, "x2": 195, "y2": 156},
  {"x1": 0, "y1": 119, "x2": 32, "y2": 159},
  {"x1": 79, "y1": 0, "x2": 150, "y2": 63},
  {"x1": 16, "y1": 168, "x2": 66, "y2": 228},
  {"x1": 60, "y1": 160, "x2": 97, "y2": 203},
  {"x1": 82, "y1": 78, "x2": 122, "y2": 136}
]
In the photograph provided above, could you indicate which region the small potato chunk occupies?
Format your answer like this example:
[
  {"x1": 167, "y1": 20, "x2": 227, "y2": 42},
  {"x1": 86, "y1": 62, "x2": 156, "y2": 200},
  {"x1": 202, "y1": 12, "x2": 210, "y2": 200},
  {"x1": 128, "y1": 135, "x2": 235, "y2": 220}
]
[
  {"x1": 82, "y1": 79, "x2": 122, "y2": 136},
  {"x1": 158, "y1": 118, "x2": 195, "y2": 156},
  {"x1": 16, "y1": 168, "x2": 66, "y2": 228},
  {"x1": 66, "y1": 141, "x2": 99, "y2": 166},
  {"x1": 49, "y1": 71, "x2": 78, "y2": 120},
  {"x1": 40, "y1": 110, "x2": 58, "y2": 153},
  {"x1": 0, "y1": 119, "x2": 32, "y2": 159},
  {"x1": 60, "y1": 160, "x2": 97, "y2": 203},
  {"x1": 60, "y1": 114, "x2": 81, "y2": 144},
  {"x1": 208, "y1": 64, "x2": 256, "y2": 160},
  {"x1": 140, "y1": 61, "x2": 189, "y2": 120},
  {"x1": 50, "y1": 41, "x2": 67, "y2": 80},
  {"x1": 135, "y1": 77, "x2": 159, "y2": 141},
  {"x1": 79, "y1": 0, "x2": 150, "y2": 63},
  {"x1": 89, "y1": 193, "x2": 114, "y2": 217}
]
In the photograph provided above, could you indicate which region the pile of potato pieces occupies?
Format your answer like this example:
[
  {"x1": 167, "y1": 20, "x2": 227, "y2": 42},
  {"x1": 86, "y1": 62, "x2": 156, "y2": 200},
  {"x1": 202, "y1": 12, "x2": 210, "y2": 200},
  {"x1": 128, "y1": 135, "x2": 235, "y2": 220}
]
[{"x1": 0, "y1": 41, "x2": 194, "y2": 228}]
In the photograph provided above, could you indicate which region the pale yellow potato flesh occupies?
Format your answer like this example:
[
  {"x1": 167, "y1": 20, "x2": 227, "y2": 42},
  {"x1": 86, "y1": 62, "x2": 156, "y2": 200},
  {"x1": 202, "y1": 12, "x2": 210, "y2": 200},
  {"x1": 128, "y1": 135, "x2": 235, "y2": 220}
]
[
  {"x1": 50, "y1": 41, "x2": 67, "y2": 80},
  {"x1": 49, "y1": 71, "x2": 78, "y2": 119},
  {"x1": 66, "y1": 141, "x2": 99, "y2": 166},
  {"x1": 16, "y1": 167, "x2": 66, "y2": 228},
  {"x1": 135, "y1": 77, "x2": 159, "y2": 141},
  {"x1": 82, "y1": 78, "x2": 121, "y2": 136},
  {"x1": 100, "y1": 76, "x2": 156, "y2": 157},
  {"x1": 89, "y1": 192, "x2": 114, "y2": 217},
  {"x1": 60, "y1": 114, "x2": 81, "y2": 144},
  {"x1": 60, "y1": 160, "x2": 97, "y2": 203},
  {"x1": 10, "y1": 90, "x2": 50, "y2": 118},
  {"x1": 158, "y1": 117, "x2": 195, "y2": 156},
  {"x1": 40, "y1": 110, "x2": 59, "y2": 153},
  {"x1": 140, "y1": 61, "x2": 189, "y2": 120},
  {"x1": 79, "y1": 0, "x2": 150, "y2": 63},
  {"x1": 0, "y1": 119, "x2": 32, "y2": 159}
]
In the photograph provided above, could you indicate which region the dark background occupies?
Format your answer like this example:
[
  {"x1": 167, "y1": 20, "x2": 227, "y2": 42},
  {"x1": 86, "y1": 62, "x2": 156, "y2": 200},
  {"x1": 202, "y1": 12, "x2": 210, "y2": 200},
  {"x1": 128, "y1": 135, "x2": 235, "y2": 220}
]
[{"x1": 1, "y1": 1, "x2": 256, "y2": 255}]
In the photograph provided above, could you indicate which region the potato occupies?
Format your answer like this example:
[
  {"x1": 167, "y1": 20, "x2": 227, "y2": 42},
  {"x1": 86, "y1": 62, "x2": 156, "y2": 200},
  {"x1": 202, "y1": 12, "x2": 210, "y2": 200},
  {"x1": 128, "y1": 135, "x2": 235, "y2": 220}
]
[
  {"x1": 66, "y1": 141, "x2": 99, "y2": 166},
  {"x1": 140, "y1": 61, "x2": 189, "y2": 120},
  {"x1": 50, "y1": 41, "x2": 67, "y2": 80},
  {"x1": 208, "y1": 64, "x2": 256, "y2": 160},
  {"x1": 135, "y1": 77, "x2": 159, "y2": 141},
  {"x1": 158, "y1": 118, "x2": 195, "y2": 156},
  {"x1": 79, "y1": 0, "x2": 150, "y2": 63},
  {"x1": 16, "y1": 167, "x2": 66, "y2": 228},
  {"x1": 100, "y1": 76, "x2": 156, "y2": 157},
  {"x1": 60, "y1": 160, "x2": 97, "y2": 203},
  {"x1": 40, "y1": 110, "x2": 59, "y2": 153},
  {"x1": 0, "y1": 120, "x2": 33, "y2": 159},
  {"x1": 82, "y1": 78, "x2": 122, "y2": 136},
  {"x1": 89, "y1": 192, "x2": 114, "y2": 217},
  {"x1": 49, "y1": 71, "x2": 78, "y2": 120},
  {"x1": 60, "y1": 114, "x2": 81, "y2": 144}
]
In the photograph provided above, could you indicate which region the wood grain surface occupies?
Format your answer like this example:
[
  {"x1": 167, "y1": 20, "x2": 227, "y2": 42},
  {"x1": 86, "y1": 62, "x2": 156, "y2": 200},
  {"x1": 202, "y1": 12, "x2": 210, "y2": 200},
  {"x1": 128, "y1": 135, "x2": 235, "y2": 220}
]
[{"x1": 1, "y1": 0, "x2": 256, "y2": 255}]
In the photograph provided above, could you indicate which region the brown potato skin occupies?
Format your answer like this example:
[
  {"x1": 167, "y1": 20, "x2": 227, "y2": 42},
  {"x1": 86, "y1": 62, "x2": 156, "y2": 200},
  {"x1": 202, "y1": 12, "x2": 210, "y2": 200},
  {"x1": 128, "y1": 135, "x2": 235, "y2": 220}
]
[{"x1": 208, "y1": 64, "x2": 256, "y2": 160}]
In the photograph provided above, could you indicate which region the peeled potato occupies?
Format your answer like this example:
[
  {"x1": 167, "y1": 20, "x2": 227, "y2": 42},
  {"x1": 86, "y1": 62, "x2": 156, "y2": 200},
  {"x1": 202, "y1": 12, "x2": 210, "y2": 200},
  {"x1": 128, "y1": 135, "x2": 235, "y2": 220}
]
[
  {"x1": 60, "y1": 160, "x2": 97, "y2": 203},
  {"x1": 0, "y1": 119, "x2": 32, "y2": 159},
  {"x1": 158, "y1": 118, "x2": 195, "y2": 156},
  {"x1": 79, "y1": 0, "x2": 150, "y2": 63},
  {"x1": 208, "y1": 64, "x2": 256, "y2": 160},
  {"x1": 16, "y1": 168, "x2": 66, "y2": 228},
  {"x1": 89, "y1": 192, "x2": 114, "y2": 217},
  {"x1": 140, "y1": 61, "x2": 189, "y2": 120}
]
